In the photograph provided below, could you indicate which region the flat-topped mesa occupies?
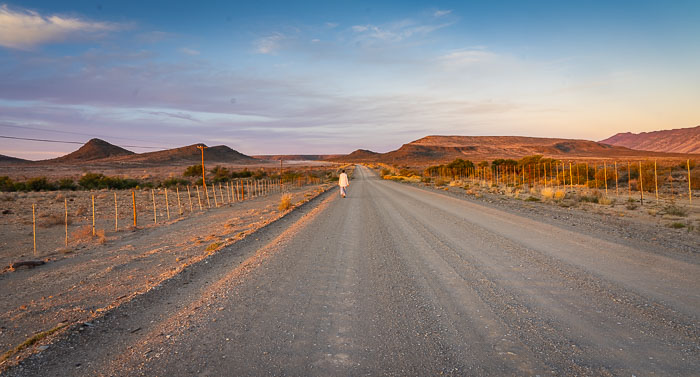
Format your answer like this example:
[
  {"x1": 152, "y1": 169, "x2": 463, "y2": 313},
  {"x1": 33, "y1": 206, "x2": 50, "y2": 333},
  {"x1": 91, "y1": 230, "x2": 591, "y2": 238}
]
[{"x1": 600, "y1": 125, "x2": 700, "y2": 154}]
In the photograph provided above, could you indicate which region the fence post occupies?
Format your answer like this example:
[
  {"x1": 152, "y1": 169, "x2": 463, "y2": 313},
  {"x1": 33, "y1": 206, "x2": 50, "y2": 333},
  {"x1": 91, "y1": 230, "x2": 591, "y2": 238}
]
[
  {"x1": 114, "y1": 192, "x2": 118, "y2": 231},
  {"x1": 165, "y1": 188, "x2": 171, "y2": 220},
  {"x1": 65, "y1": 198, "x2": 68, "y2": 247},
  {"x1": 639, "y1": 161, "x2": 644, "y2": 205},
  {"x1": 688, "y1": 159, "x2": 693, "y2": 203},
  {"x1": 92, "y1": 194, "x2": 96, "y2": 236},
  {"x1": 132, "y1": 190, "x2": 137, "y2": 227},
  {"x1": 196, "y1": 185, "x2": 202, "y2": 210},
  {"x1": 152, "y1": 189, "x2": 157, "y2": 224},
  {"x1": 219, "y1": 183, "x2": 224, "y2": 204},
  {"x1": 32, "y1": 203, "x2": 37, "y2": 256},
  {"x1": 654, "y1": 160, "x2": 659, "y2": 202},
  {"x1": 213, "y1": 183, "x2": 219, "y2": 207}
]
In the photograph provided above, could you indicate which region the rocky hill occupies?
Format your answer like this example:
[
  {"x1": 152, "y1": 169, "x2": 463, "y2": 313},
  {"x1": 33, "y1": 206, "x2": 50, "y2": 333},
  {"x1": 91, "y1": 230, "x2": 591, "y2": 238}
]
[
  {"x1": 0, "y1": 154, "x2": 29, "y2": 165},
  {"x1": 49, "y1": 138, "x2": 134, "y2": 163},
  {"x1": 113, "y1": 144, "x2": 256, "y2": 164},
  {"x1": 600, "y1": 125, "x2": 700, "y2": 154}
]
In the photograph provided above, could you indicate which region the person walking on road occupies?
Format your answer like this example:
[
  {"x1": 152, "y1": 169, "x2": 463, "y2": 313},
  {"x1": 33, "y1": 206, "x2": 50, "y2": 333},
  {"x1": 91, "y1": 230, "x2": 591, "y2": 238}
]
[{"x1": 339, "y1": 169, "x2": 349, "y2": 198}]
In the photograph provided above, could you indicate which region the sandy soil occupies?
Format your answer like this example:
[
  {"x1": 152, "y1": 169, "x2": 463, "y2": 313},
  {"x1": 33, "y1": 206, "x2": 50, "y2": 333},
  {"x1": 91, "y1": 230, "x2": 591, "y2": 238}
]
[{"x1": 0, "y1": 181, "x2": 333, "y2": 366}]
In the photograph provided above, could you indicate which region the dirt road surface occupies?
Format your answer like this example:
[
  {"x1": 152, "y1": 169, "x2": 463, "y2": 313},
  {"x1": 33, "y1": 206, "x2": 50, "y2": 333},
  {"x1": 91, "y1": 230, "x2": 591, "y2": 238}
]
[{"x1": 7, "y1": 166, "x2": 699, "y2": 376}]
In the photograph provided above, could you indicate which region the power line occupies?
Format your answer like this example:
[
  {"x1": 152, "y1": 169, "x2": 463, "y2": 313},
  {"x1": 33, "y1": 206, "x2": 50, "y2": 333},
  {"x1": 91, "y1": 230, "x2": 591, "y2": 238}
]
[
  {"x1": 0, "y1": 124, "x2": 172, "y2": 146},
  {"x1": 0, "y1": 135, "x2": 165, "y2": 150}
]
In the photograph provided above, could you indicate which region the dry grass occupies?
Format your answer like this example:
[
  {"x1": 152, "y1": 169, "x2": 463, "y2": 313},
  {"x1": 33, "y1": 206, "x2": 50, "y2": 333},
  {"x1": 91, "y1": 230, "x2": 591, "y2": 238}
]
[
  {"x1": 0, "y1": 323, "x2": 67, "y2": 364},
  {"x1": 599, "y1": 197, "x2": 614, "y2": 206},
  {"x1": 554, "y1": 189, "x2": 566, "y2": 200},
  {"x1": 39, "y1": 213, "x2": 71, "y2": 228},
  {"x1": 541, "y1": 187, "x2": 554, "y2": 200},
  {"x1": 278, "y1": 194, "x2": 292, "y2": 211},
  {"x1": 71, "y1": 225, "x2": 105, "y2": 244},
  {"x1": 664, "y1": 205, "x2": 688, "y2": 217},
  {"x1": 205, "y1": 242, "x2": 222, "y2": 251}
]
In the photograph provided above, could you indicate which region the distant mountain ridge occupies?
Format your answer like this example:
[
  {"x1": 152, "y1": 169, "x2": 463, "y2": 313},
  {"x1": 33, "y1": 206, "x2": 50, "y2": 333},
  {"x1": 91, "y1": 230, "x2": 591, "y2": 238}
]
[
  {"x1": 2, "y1": 138, "x2": 257, "y2": 165},
  {"x1": 600, "y1": 125, "x2": 700, "y2": 154},
  {"x1": 333, "y1": 135, "x2": 690, "y2": 164}
]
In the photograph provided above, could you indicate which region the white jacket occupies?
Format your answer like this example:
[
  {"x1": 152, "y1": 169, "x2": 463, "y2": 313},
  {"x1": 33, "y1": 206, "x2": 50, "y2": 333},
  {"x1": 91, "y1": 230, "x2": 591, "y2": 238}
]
[{"x1": 338, "y1": 173, "x2": 349, "y2": 187}]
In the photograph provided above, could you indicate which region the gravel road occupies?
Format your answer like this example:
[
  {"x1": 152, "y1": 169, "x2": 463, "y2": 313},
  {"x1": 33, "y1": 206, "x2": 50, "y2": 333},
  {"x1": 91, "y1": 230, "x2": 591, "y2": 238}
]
[{"x1": 8, "y1": 166, "x2": 699, "y2": 376}]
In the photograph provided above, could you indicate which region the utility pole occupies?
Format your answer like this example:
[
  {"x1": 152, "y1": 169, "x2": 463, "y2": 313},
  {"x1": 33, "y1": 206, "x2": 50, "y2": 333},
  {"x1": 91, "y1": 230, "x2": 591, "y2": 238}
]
[{"x1": 197, "y1": 145, "x2": 211, "y2": 208}]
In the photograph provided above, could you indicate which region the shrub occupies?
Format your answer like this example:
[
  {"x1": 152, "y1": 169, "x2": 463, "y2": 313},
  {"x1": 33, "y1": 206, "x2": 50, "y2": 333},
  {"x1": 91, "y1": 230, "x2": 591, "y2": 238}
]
[
  {"x1": 26, "y1": 177, "x2": 55, "y2": 191},
  {"x1": 162, "y1": 177, "x2": 189, "y2": 188},
  {"x1": 71, "y1": 225, "x2": 105, "y2": 244},
  {"x1": 625, "y1": 202, "x2": 638, "y2": 210},
  {"x1": 205, "y1": 242, "x2": 222, "y2": 251},
  {"x1": 183, "y1": 165, "x2": 203, "y2": 177},
  {"x1": 279, "y1": 194, "x2": 292, "y2": 211},
  {"x1": 599, "y1": 197, "x2": 614, "y2": 205},
  {"x1": 210, "y1": 166, "x2": 230, "y2": 182},
  {"x1": 554, "y1": 190, "x2": 566, "y2": 200},
  {"x1": 79, "y1": 173, "x2": 139, "y2": 190},
  {"x1": 525, "y1": 196, "x2": 540, "y2": 202},
  {"x1": 57, "y1": 178, "x2": 77, "y2": 190},
  {"x1": 541, "y1": 188, "x2": 554, "y2": 199},
  {"x1": 664, "y1": 205, "x2": 688, "y2": 217},
  {"x1": 0, "y1": 176, "x2": 15, "y2": 191},
  {"x1": 669, "y1": 222, "x2": 686, "y2": 229}
]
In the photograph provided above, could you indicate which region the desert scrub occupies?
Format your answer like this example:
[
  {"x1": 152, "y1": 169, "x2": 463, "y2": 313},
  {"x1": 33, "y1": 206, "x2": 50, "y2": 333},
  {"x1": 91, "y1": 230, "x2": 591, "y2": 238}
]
[
  {"x1": 669, "y1": 222, "x2": 686, "y2": 229},
  {"x1": 205, "y1": 242, "x2": 222, "y2": 251},
  {"x1": 278, "y1": 194, "x2": 292, "y2": 211},
  {"x1": 540, "y1": 188, "x2": 554, "y2": 200},
  {"x1": 625, "y1": 202, "x2": 638, "y2": 210},
  {"x1": 598, "y1": 197, "x2": 614, "y2": 206},
  {"x1": 39, "y1": 213, "x2": 71, "y2": 228},
  {"x1": 71, "y1": 225, "x2": 106, "y2": 244},
  {"x1": 525, "y1": 196, "x2": 540, "y2": 202},
  {"x1": 554, "y1": 189, "x2": 566, "y2": 201},
  {"x1": 663, "y1": 205, "x2": 688, "y2": 217}
]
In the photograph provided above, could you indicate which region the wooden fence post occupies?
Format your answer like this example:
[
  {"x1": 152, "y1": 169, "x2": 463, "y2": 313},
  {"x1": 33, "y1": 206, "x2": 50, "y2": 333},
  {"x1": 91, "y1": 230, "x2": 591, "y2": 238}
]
[
  {"x1": 219, "y1": 182, "x2": 224, "y2": 204},
  {"x1": 152, "y1": 189, "x2": 157, "y2": 224},
  {"x1": 32, "y1": 203, "x2": 37, "y2": 256},
  {"x1": 196, "y1": 185, "x2": 202, "y2": 210},
  {"x1": 688, "y1": 159, "x2": 693, "y2": 203},
  {"x1": 654, "y1": 160, "x2": 659, "y2": 202},
  {"x1": 114, "y1": 192, "x2": 118, "y2": 231},
  {"x1": 65, "y1": 198, "x2": 68, "y2": 247},
  {"x1": 639, "y1": 161, "x2": 644, "y2": 205},
  {"x1": 132, "y1": 190, "x2": 137, "y2": 227},
  {"x1": 165, "y1": 188, "x2": 170, "y2": 220},
  {"x1": 92, "y1": 194, "x2": 96, "y2": 236},
  {"x1": 213, "y1": 183, "x2": 219, "y2": 207}
]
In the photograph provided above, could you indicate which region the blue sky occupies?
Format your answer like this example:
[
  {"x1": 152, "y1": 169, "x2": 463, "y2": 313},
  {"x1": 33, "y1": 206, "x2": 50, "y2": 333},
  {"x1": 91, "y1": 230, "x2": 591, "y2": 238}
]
[{"x1": 0, "y1": 1, "x2": 698, "y2": 159}]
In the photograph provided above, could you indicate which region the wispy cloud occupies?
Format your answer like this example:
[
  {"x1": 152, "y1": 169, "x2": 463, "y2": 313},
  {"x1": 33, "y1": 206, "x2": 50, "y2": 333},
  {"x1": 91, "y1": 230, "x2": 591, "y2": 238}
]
[
  {"x1": 179, "y1": 47, "x2": 200, "y2": 56},
  {"x1": 253, "y1": 33, "x2": 286, "y2": 54},
  {"x1": 350, "y1": 19, "x2": 453, "y2": 44},
  {"x1": 325, "y1": 22, "x2": 339, "y2": 29},
  {"x1": 434, "y1": 9, "x2": 452, "y2": 18},
  {"x1": 437, "y1": 48, "x2": 499, "y2": 68},
  {"x1": 0, "y1": 4, "x2": 120, "y2": 50}
]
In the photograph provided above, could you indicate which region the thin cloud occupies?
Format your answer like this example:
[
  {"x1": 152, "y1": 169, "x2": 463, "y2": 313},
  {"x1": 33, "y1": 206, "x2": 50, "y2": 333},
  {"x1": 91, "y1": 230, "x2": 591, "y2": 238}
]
[
  {"x1": 434, "y1": 10, "x2": 452, "y2": 18},
  {"x1": 179, "y1": 47, "x2": 200, "y2": 56},
  {"x1": 351, "y1": 19, "x2": 453, "y2": 44},
  {"x1": 253, "y1": 33, "x2": 286, "y2": 54},
  {"x1": 0, "y1": 4, "x2": 120, "y2": 50},
  {"x1": 325, "y1": 22, "x2": 339, "y2": 29}
]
